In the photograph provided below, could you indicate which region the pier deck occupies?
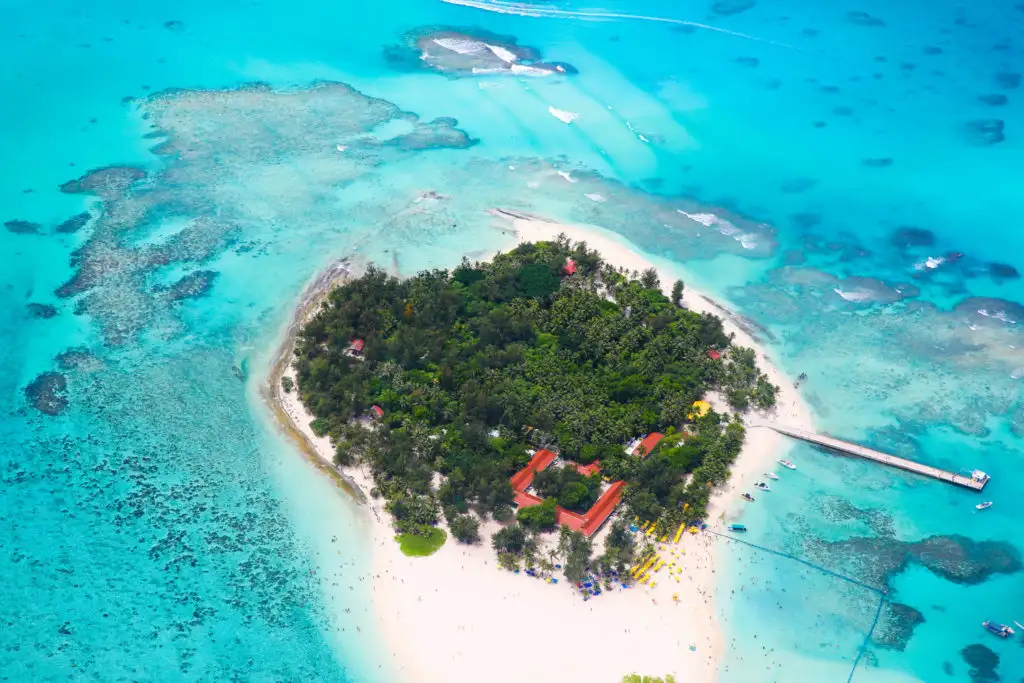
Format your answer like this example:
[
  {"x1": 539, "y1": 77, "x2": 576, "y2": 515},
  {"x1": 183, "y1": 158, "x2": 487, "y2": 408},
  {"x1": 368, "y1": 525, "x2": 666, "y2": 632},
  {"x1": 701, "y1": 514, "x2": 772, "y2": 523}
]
[{"x1": 762, "y1": 424, "x2": 989, "y2": 491}]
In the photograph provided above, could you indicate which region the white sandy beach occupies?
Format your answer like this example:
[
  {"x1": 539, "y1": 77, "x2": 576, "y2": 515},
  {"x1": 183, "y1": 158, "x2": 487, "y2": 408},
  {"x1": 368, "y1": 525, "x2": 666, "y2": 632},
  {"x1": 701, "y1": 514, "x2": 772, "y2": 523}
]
[{"x1": 272, "y1": 214, "x2": 815, "y2": 683}]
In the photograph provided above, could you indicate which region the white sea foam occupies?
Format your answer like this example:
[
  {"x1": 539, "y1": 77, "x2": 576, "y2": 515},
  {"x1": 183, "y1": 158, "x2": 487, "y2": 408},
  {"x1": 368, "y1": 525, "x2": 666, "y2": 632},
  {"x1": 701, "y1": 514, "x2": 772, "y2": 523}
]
[
  {"x1": 677, "y1": 210, "x2": 756, "y2": 249},
  {"x1": 548, "y1": 106, "x2": 579, "y2": 124},
  {"x1": 978, "y1": 308, "x2": 1017, "y2": 324},
  {"x1": 556, "y1": 170, "x2": 576, "y2": 183},
  {"x1": 626, "y1": 121, "x2": 650, "y2": 143},
  {"x1": 834, "y1": 288, "x2": 872, "y2": 303},
  {"x1": 433, "y1": 37, "x2": 487, "y2": 55},
  {"x1": 585, "y1": 193, "x2": 606, "y2": 202},
  {"x1": 485, "y1": 43, "x2": 518, "y2": 63},
  {"x1": 335, "y1": 144, "x2": 347, "y2": 153},
  {"x1": 914, "y1": 255, "x2": 946, "y2": 270},
  {"x1": 509, "y1": 63, "x2": 552, "y2": 76}
]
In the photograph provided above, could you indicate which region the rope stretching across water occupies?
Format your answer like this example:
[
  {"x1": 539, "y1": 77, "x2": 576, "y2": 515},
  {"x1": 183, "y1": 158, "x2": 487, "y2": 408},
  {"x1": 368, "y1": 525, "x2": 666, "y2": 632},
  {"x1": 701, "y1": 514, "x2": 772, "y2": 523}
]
[{"x1": 706, "y1": 530, "x2": 887, "y2": 683}]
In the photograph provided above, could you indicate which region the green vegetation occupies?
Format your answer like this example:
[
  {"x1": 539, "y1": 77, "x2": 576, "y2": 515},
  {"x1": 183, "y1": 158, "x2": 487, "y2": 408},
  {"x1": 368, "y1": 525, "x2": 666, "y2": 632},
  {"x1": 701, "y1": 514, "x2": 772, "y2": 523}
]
[
  {"x1": 294, "y1": 238, "x2": 777, "y2": 556},
  {"x1": 621, "y1": 675, "x2": 677, "y2": 683},
  {"x1": 396, "y1": 527, "x2": 447, "y2": 557},
  {"x1": 281, "y1": 375, "x2": 294, "y2": 393}
]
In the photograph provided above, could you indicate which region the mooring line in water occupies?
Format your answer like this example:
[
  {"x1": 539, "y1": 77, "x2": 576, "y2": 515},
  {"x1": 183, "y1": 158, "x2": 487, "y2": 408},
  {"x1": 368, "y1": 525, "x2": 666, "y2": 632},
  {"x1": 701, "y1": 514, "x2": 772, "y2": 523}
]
[
  {"x1": 439, "y1": 0, "x2": 799, "y2": 50},
  {"x1": 705, "y1": 530, "x2": 888, "y2": 682},
  {"x1": 847, "y1": 593, "x2": 887, "y2": 683},
  {"x1": 706, "y1": 530, "x2": 884, "y2": 594}
]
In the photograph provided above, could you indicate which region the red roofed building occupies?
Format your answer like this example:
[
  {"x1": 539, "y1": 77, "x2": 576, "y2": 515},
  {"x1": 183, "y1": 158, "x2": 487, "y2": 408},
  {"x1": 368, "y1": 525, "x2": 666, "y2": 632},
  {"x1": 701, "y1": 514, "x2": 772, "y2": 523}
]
[
  {"x1": 350, "y1": 339, "x2": 365, "y2": 352},
  {"x1": 634, "y1": 432, "x2": 664, "y2": 458},
  {"x1": 706, "y1": 349, "x2": 721, "y2": 360},
  {"x1": 369, "y1": 405, "x2": 384, "y2": 419},
  {"x1": 509, "y1": 449, "x2": 557, "y2": 493},
  {"x1": 563, "y1": 258, "x2": 577, "y2": 275}
]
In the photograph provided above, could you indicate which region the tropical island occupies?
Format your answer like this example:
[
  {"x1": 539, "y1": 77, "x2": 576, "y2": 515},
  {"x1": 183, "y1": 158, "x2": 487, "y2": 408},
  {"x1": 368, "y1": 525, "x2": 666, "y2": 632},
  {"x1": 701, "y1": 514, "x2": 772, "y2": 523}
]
[{"x1": 290, "y1": 237, "x2": 778, "y2": 576}]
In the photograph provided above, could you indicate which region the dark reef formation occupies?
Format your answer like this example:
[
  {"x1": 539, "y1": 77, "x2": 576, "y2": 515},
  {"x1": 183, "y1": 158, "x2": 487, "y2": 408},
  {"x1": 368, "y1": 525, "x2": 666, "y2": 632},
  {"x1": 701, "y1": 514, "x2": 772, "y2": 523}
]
[
  {"x1": 55, "y1": 212, "x2": 92, "y2": 234},
  {"x1": 809, "y1": 533, "x2": 1021, "y2": 591},
  {"x1": 964, "y1": 119, "x2": 1006, "y2": 146},
  {"x1": 862, "y1": 157, "x2": 894, "y2": 168},
  {"x1": 961, "y1": 643, "x2": 1000, "y2": 682},
  {"x1": 156, "y1": 270, "x2": 219, "y2": 302},
  {"x1": 25, "y1": 372, "x2": 69, "y2": 416},
  {"x1": 5, "y1": 219, "x2": 42, "y2": 234},
  {"x1": 384, "y1": 27, "x2": 577, "y2": 77},
  {"x1": 27, "y1": 303, "x2": 59, "y2": 319},
  {"x1": 59, "y1": 165, "x2": 147, "y2": 198},
  {"x1": 872, "y1": 602, "x2": 925, "y2": 651}
]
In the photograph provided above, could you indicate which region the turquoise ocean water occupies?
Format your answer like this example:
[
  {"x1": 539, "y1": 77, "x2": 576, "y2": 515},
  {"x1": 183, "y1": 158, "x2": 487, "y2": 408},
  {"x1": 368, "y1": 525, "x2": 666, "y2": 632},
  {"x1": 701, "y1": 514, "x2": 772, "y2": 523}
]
[{"x1": 2, "y1": 0, "x2": 1022, "y2": 680}]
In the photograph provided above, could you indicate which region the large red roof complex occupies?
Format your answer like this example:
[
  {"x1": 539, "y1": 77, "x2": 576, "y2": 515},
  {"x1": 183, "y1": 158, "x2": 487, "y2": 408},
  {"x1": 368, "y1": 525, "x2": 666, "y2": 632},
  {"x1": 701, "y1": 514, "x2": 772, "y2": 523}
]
[{"x1": 509, "y1": 450, "x2": 623, "y2": 538}]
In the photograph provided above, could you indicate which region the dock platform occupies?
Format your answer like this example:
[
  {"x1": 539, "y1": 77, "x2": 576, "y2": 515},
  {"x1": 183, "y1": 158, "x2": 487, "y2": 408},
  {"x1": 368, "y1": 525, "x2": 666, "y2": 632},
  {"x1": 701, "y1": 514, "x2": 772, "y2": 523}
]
[{"x1": 761, "y1": 423, "x2": 989, "y2": 491}]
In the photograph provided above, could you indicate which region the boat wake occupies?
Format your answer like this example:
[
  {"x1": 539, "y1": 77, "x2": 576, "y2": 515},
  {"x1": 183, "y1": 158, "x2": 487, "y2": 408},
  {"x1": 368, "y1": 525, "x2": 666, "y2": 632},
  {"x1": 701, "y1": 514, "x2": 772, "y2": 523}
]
[{"x1": 439, "y1": 0, "x2": 799, "y2": 50}]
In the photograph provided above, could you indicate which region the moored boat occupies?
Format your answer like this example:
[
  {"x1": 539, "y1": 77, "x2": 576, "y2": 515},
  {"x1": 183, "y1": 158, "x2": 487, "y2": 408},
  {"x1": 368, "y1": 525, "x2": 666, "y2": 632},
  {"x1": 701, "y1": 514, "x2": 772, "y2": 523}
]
[
  {"x1": 976, "y1": 501, "x2": 993, "y2": 510},
  {"x1": 764, "y1": 472, "x2": 779, "y2": 480},
  {"x1": 778, "y1": 459, "x2": 796, "y2": 470},
  {"x1": 982, "y1": 621, "x2": 1014, "y2": 638},
  {"x1": 741, "y1": 493, "x2": 755, "y2": 502},
  {"x1": 754, "y1": 481, "x2": 771, "y2": 491},
  {"x1": 728, "y1": 524, "x2": 747, "y2": 532}
]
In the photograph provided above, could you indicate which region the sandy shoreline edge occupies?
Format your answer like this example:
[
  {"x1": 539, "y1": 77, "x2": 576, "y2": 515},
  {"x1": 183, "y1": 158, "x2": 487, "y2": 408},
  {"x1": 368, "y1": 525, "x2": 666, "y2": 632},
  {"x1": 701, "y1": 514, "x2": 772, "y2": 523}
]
[{"x1": 264, "y1": 213, "x2": 815, "y2": 683}]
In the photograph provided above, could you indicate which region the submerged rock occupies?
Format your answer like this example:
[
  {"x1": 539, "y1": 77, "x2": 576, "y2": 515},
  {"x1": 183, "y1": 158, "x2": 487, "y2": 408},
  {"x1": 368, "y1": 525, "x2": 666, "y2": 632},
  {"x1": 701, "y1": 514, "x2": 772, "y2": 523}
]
[
  {"x1": 978, "y1": 93, "x2": 1008, "y2": 107},
  {"x1": 994, "y1": 71, "x2": 1021, "y2": 89},
  {"x1": 710, "y1": 0, "x2": 757, "y2": 16},
  {"x1": 25, "y1": 371, "x2": 69, "y2": 416},
  {"x1": 384, "y1": 27, "x2": 577, "y2": 77},
  {"x1": 27, "y1": 303, "x2": 58, "y2": 319},
  {"x1": 863, "y1": 157, "x2": 894, "y2": 168},
  {"x1": 5, "y1": 219, "x2": 42, "y2": 234},
  {"x1": 988, "y1": 262, "x2": 1020, "y2": 280},
  {"x1": 55, "y1": 212, "x2": 92, "y2": 233},
  {"x1": 781, "y1": 177, "x2": 817, "y2": 194},
  {"x1": 733, "y1": 56, "x2": 760, "y2": 68},
  {"x1": 891, "y1": 226, "x2": 935, "y2": 248},
  {"x1": 846, "y1": 10, "x2": 886, "y2": 26},
  {"x1": 964, "y1": 119, "x2": 1006, "y2": 146}
]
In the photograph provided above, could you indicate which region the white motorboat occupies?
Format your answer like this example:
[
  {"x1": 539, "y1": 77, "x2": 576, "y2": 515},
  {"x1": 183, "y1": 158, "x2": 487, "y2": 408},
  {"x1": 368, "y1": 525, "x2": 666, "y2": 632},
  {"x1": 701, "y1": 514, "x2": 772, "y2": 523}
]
[
  {"x1": 976, "y1": 501, "x2": 993, "y2": 511},
  {"x1": 754, "y1": 481, "x2": 772, "y2": 491},
  {"x1": 763, "y1": 472, "x2": 780, "y2": 480},
  {"x1": 778, "y1": 459, "x2": 796, "y2": 470}
]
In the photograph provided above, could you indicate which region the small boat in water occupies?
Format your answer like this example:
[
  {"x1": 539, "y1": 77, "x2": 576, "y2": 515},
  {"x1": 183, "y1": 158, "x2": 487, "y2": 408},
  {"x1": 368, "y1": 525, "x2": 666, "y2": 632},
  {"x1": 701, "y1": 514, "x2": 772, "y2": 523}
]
[
  {"x1": 728, "y1": 524, "x2": 747, "y2": 532},
  {"x1": 754, "y1": 481, "x2": 772, "y2": 491},
  {"x1": 982, "y1": 621, "x2": 1014, "y2": 638},
  {"x1": 741, "y1": 493, "x2": 755, "y2": 502},
  {"x1": 763, "y1": 472, "x2": 779, "y2": 480},
  {"x1": 976, "y1": 501, "x2": 993, "y2": 511},
  {"x1": 778, "y1": 459, "x2": 796, "y2": 470}
]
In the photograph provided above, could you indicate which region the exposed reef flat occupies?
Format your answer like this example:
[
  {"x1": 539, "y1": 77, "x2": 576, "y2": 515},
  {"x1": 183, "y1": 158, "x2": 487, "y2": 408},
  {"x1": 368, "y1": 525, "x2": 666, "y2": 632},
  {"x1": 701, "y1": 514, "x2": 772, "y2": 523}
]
[{"x1": 384, "y1": 26, "x2": 578, "y2": 77}]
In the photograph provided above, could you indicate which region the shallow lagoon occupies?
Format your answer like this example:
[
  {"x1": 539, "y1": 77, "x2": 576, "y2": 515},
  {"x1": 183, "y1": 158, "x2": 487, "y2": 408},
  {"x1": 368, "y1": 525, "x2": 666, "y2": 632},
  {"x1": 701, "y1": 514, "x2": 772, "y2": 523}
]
[{"x1": 3, "y1": 0, "x2": 1023, "y2": 680}]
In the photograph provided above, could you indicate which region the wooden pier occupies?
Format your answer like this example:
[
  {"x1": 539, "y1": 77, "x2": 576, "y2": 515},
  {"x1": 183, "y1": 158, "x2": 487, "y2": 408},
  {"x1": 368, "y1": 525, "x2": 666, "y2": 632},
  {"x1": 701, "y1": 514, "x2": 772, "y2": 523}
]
[{"x1": 761, "y1": 423, "x2": 990, "y2": 491}]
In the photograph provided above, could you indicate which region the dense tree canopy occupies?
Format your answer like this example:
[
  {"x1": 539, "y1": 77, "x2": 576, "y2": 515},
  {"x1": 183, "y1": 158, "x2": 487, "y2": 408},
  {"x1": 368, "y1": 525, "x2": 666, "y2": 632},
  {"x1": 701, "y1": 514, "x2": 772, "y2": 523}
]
[{"x1": 294, "y1": 238, "x2": 777, "y2": 547}]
